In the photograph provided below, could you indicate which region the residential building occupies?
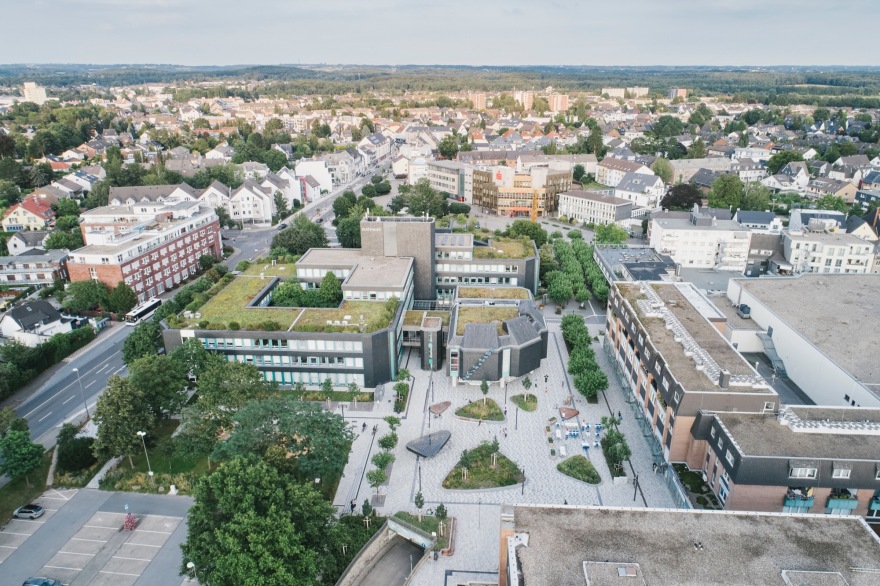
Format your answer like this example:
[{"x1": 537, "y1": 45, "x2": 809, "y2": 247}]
[
  {"x1": 294, "y1": 159, "x2": 333, "y2": 194},
  {"x1": 0, "y1": 300, "x2": 73, "y2": 347},
  {"x1": 614, "y1": 171, "x2": 665, "y2": 208},
  {"x1": 733, "y1": 145, "x2": 773, "y2": 162},
  {"x1": 513, "y1": 91, "x2": 534, "y2": 110},
  {"x1": 605, "y1": 281, "x2": 777, "y2": 463},
  {"x1": 783, "y1": 229, "x2": 874, "y2": 275},
  {"x1": 789, "y1": 209, "x2": 845, "y2": 232},
  {"x1": 601, "y1": 88, "x2": 626, "y2": 98},
  {"x1": 22, "y1": 82, "x2": 48, "y2": 105},
  {"x1": 627, "y1": 86, "x2": 649, "y2": 97},
  {"x1": 468, "y1": 92, "x2": 487, "y2": 110},
  {"x1": 547, "y1": 93, "x2": 568, "y2": 112},
  {"x1": 856, "y1": 188, "x2": 880, "y2": 210},
  {"x1": 0, "y1": 250, "x2": 69, "y2": 287},
  {"x1": 472, "y1": 166, "x2": 571, "y2": 217},
  {"x1": 667, "y1": 87, "x2": 688, "y2": 99},
  {"x1": 2, "y1": 193, "x2": 57, "y2": 232},
  {"x1": 67, "y1": 201, "x2": 222, "y2": 301},
  {"x1": 733, "y1": 210, "x2": 783, "y2": 232},
  {"x1": 7, "y1": 231, "x2": 49, "y2": 255},
  {"x1": 516, "y1": 153, "x2": 597, "y2": 177},
  {"x1": 358, "y1": 132, "x2": 391, "y2": 165},
  {"x1": 557, "y1": 189, "x2": 634, "y2": 226},
  {"x1": 649, "y1": 205, "x2": 752, "y2": 271},
  {"x1": 593, "y1": 245, "x2": 677, "y2": 283},
  {"x1": 730, "y1": 158, "x2": 766, "y2": 183},
  {"x1": 669, "y1": 157, "x2": 733, "y2": 184},
  {"x1": 508, "y1": 505, "x2": 880, "y2": 585},
  {"x1": 806, "y1": 178, "x2": 858, "y2": 202},
  {"x1": 596, "y1": 158, "x2": 652, "y2": 187}
]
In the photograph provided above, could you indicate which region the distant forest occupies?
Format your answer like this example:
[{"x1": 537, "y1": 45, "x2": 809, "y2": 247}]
[{"x1": 2, "y1": 64, "x2": 880, "y2": 107}]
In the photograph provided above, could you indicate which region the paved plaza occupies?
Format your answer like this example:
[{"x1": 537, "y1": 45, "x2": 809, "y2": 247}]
[{"x1": 333, "y1": 308, "x2": 678, "y2": 581}]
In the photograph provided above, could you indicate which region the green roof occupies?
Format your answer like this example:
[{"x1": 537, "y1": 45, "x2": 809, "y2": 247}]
[
  {"x1": 458, "y1": 287, "x2": 530, "y2": 300},
  {"x1": 455, "y1": 306, "x2": 519, "y2": 336},
  {"x1": 472, "y1": 238, "x2": 532, "y2": 259}
]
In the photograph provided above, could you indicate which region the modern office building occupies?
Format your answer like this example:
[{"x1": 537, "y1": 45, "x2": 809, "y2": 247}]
[
  {"x1": 164, "y1": 216, "x2": 544, "y2": 387},
  {"x1": 423, "y1": 160, "x2": 467, "y2": 200},
  {"x1": 68, "y1": 200, "x2": 222, "y2": 301},
  {"x1": 649, "y1": 205, "x2": 752, "y2": 271},
  {"x1": 472, "y1": 166, "x2": 571, "y2": 217}
]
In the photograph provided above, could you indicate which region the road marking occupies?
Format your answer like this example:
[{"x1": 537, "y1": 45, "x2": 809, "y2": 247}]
[
  {"x1": 85, "y1": 524, "x2": 120, "y2": 530},
  {"x1": 100, "y1": 570, "x2": 141, "y2": 576},
  {"x1": 62, "y1": 395, "x2": 75, "y2": 405},
  {"x1": 86, "y1": 381, "x2": 96, "y2": 387},
  {"x1": 113, "y1": 555, "x2": 152, "y2": 562},
  {"x1": 97, "y1": 364, "x2": 110, "y2": 374},
  {"x1": 21, "y1": 354, "x2": 115, "y2": 417},
  {"x1": 45, "y1": 565, "x2": 83, "y2": 571},
  {"x1": 1, "y1": 531, "x2": 34, "y2": 536},
  {"x1": 124, "y1": 542, "x2": 161, "y2": 547},
  {"x1": 60, "y1": 551, "x2": 95, "y2": 556},
  {"x1": 132, "y1": 529, "x2": 173, "y2": 534},
  {"x1": 71, "y1": 537, "x2": 107, "y2": 543},
  {"x1": 38, "y1": 412, "x2": 53, "y2": 422},
  {"x1": 112, "y1": 367, "x2": 125, "y2": 375},
  {"x1": 0, "y1": 544, "x2": 18, "y2": 549}
]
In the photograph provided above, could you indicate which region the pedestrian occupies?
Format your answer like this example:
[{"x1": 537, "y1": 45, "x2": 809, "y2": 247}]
[
  {"x1": 618, "y1": 411, "x2": 622, "y2": 420},
  {"x1": 478, "y1": 418, "x2": 483, "y2": 426},
  {"x1": 350, "y1": 499, "x2": 356, "y2": 513},
  {"x1": 652, "y1": 462, "x2": 658, "y2": 473},
  {"x1": 503, "y1": 406, "x2": 508, "y2": 416}
]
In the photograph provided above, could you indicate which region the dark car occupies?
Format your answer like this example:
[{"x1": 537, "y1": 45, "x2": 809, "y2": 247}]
[
  {"x1": 277, "y1": 223, "x2": 288, "y2": 230},
  {"x1": 316, "y1": 217, "x2": 324, "y2": 223},
  {"x1": 13, "y1": 504, "x2": 44, "y2": 519},
  {"x1": 23, "y1": 578, "x2": 61, "y2": 586}
]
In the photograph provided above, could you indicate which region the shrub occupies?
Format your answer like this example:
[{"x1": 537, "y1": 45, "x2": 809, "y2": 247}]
[
  {"x1": 228, "y1": 321, "x2": 240, "y2": 330},
  {"x1": 56, "y1": 423, "x2": 97, "y2": 474},
  {"x1": 557, "y1": 455, "x2": 601, "y2": 484},
  {"x1": 378, "y1": 433, "x2": 398, "y2": 451}
]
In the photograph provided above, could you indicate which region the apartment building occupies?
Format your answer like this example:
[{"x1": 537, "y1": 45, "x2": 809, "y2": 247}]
[
  {"x1": 2, "y1": 193, "x2": 57, "y2": 232},
  {"x1": 595, "y1": 158, "x2": 653, "y2": 188},
  {"x1": 472, "y1": 166, "x2": 571, "y2": 217},
  {"x1": 469, "y1": 92, "x2": 487, "y2": 110},
  {"x1": 558, "y1": 189, "x2": 634, "y2": 226},
  {"x1": 22, "y1": 82, "x2": 48, "y2": 105},
  {"x1": 649, "y1": 205, "x2": 752, "y2": 271},
  {"x1": 614, "y1": 171, "x2": 665, "y2": 208},
  {"x1": 782, "y1": 229, "x2": 874, "y2": 274},
  {"x1": 668, "y1": 87, "x2": 688, "y2": 100},
  {"x1": 547, "y1": 93, "x2": 569, "y2": 112},
  {"x1": 424, "y1": 160, "x2": 466, "y2": 200},
  {"x1": 513, "y1": 91, "x2": 534, "y2": 110},
  {"x1": 601, "y1": 88, "x2": 626, "y2": 98},
  {"x1": 0, "y1": 250, "x2": 69, "y2": 287},
  {"x1": 669, "y1": 157, "x2": 733, "y2": 184},
  {"x1": 605, "y1": 281, "x2": 777, "y2": 464},
  {"x1": 67, "y1": 201, "x2": 221, "y2": 301}
]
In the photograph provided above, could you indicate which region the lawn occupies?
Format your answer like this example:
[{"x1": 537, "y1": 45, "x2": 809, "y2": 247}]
[
  {"x1": 455, "y1": 398, "x2": 504, "y2": 421},
  {"x1": 510, "y1": 394, "x2": 538, "y2": 412},
  {"x1": 455, "y1": 306, "x2": 519, "y2": 335},
  {"x1": 425, "y1": 310, "x2": 451, "y2": 326},
  {"x1": 458, "y1": 287, "x2": 530, "y2": 300},
  {"x1": 0, "y1": 450, "x2": 52, "y2": 524},
  {"x1": 443, "y1": 441, "x2": 522, "y2": 489},
  {"x1": 241, "y1": 262, "x2": 297, "y2": 277},
  {"x1": 557, "y1": 455, "x2": 601, "y2": 484},
  {"x1": 99, "y1": 420, "x2": 211, "y2": 495},
  {"x1": 580, "y1": 181, "x2": 612, "y2": 191},
  {"x1": 193, "y1": 275, "x2": 302, "y2": 329},
  {"x1": 404, "y1": 310, "x2": 424, "y2": 326},
  {"x1": 473, "y1": 238, "x2": 532, "y2": 259},
  {"x1": 279, "y1": 389, "x2": 374, "y2": 402},
  {"x1": 673, "y1": 463, "x2": 721, "y2": 509},
  {"x1": 294, "y1": 300, "x2": 395, "y2": 334},
  {"x1": 394, "y1": 512, "x2": 450, "y2": 551}
]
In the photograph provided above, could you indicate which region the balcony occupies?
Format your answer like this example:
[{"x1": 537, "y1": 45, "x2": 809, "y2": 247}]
[
  {"x1": 827, "y1": 493, "x2": 859, "y2": 510},
  {"x1": 784, "y1": 489, "x2": 814, "y2": 509},
  {"x1": 870, "y1": 497, "x2": 880, "y2": 512}
]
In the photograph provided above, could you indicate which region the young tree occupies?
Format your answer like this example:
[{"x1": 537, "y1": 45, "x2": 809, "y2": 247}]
[
  {"x1": 0, "y1": 406, "x2": 29, "y2": 438},
  {"x1": 383, "y1": 415, "x2": 401, "y2": 433},
  {"x1": 593, "y1": 223, "x2": 629, "y2": 245},
  {"x1": 522, "y1": 376, "x2": 532, "y2": 392},
  {"x1": 366, "y1": 468, "x2": 387, "y2": 494},
  {"x1": 108, "y1": 282, "x2": 138, "y2": 315},
  {"x1": 0, "y1": 430, "x2": 44, "y2": 487},
  {"x1": 317, "y1": 272, "x2": 342, "y2": 307},
  {"x1": 480, "y1": 379, "x2": 489, "y2": 404},
  {"x1": 396, "y1": 368, "x2": 412, "y2": 382},
  {"x1": 371, "y1": 451, "x2": 394, "y2": 472},
  {"x1": 414, "y1": 491, "x2": 425, "y2": 522},
  {"x1": 127, "y1": 355, "x2": 188, "y2": 420},
  {"x1": 651, "y1": 158, "x2": 674, "y2": 184},
  {"x1": 438, "y1": 134, "x2": 459, "y2": 159},
  {"x1": 572, "y1": 164, "x2": 585, "y2": 183},
  {"x1": 508, "y1": 220, "x2": 548, "y2": 247},
  {"x1": 435, "y1": 503, "x2": 448, "y2": 523},
  {"x1": 122, "y1": 321, "x2": 163, "y2": 365},
  {"x1": 93, "y1": 375, "x2": 155, "y2": 468},
  {"x1": 708, "y1": 175, "x2": 744, "y2": 210}
]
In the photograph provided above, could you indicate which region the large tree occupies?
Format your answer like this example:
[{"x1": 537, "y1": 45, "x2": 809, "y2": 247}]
[
  {"x1": 213, "y1": 397, "x2": 354, "y2": 483},
  {"x1": 62, "y1": 280, "x2": 109, "y2": 312},
  {"x1": 661, "y1": 184, "x2": 703, "y2": 210},
  {"x1": 335, "y1": 216, "x2": 361, "y2": 248},
  {"x1": 651, "y1": 158, "x2": 673, "y2": 184},
  {"x1": 708, "y1": 174, "x2": 744, "y2": 210},
  {"x1": 593, "y1": 223, "x2": 629, "y2": 245},
  {"x1": 271, "y1": 214, "x2": 328, "y2": 255},
  {"x1": 170, "y1": 337, "x2": 216, "y2": 382},
  {"x1": 766, "y1": 150, "x2": 805, "y2": 175},
  {"x1": 438, "y1": 134, "x2": 459, "y2": 159},
  {"x1": 108, "y1": 282, "x2": 138, "y2": 315},
  {"x1": 815, "y1": 194, "x2": 848, "y2": 213},
  {"x1": 0, "y1": 430, "x2": 44, "y2": 486},
  {"x1": 93, "y1": 375, "x2": 156, "y2": 468},
  {"x1": 181, "y1": 457, "x2": 339, "y2": 586},
  {"x1": 197, "y1": 361, "x2": 271, "y2": 428},
  {"x1": 406, "y1": 178, "x2": 449, "y2": 218},
  {"x1": 122, "y1": 320, "x2": 163, "y2": 365},
  {"x1": 128, "y1": 355, "x2": 188, "y2": 420},
  {"x1": 508, "y1": 220, "x2": 548, "y2": 248}
]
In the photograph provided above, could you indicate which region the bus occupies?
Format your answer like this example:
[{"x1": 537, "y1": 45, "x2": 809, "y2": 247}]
[{"x1": 124, "y1": 299, "x2": 162, "y2": 325}]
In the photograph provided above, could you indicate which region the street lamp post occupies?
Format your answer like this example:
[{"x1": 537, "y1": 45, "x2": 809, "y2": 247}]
[
  {"x1": 339, "y1": 403, "x2": 345, "y2": 421},
  {"x1": 521, "y1": 468, "x2": 525, "y2": 495},
  {"x1": 186, "y1": 561, "x2": 199, "y2": 583},
  {"x1": 72, "y1": 367, "x2": 90, "y2": 419},
  {"x1": 136, "y1": 431, "x2": 153, "y2": 479}
]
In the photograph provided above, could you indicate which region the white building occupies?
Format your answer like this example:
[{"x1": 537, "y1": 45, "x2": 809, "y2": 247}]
[
  {"x1": 22, "y1": 82, "x2": 48, "y2": 106},
  {"x1": 613, "y1": 172, "x2": 665, "y2": 209},
  {"x1": 294, "y1": 159, "x2": 333, "y2": 194},
  {"x1": 558, "y1": 189, "x2": 634, "y2": 226},
  {"x1": 596, "y1": 159, "x2": 653, "y2": 188},
  {"x1": 649, "y1": 205, "x2": 751, "y2": 271},
  {"x1": 782, "y1": 229, "x2": 874, "y2": 275},
  {"x1": 0, "y1": 300, "x2": 73, "y2": 347}
]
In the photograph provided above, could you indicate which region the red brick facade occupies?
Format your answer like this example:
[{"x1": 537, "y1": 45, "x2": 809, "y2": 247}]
[{"x1": 69, "y1": 219, "x2": 222, "y2": 301}]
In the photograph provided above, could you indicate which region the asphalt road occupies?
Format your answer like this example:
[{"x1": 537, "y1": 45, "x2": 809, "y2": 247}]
[{"x1": 14, "y1": 324, "x2": 133, "y2": 443}]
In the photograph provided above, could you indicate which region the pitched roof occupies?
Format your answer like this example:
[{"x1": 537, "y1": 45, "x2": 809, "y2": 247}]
[{"x1": 5, "y1": 300, "x2": 63, "y2": 330}]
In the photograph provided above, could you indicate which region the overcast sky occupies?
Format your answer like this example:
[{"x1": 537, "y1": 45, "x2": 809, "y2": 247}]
[{"x1": 6, "y1": 0, "x2": 878, "y2": 66}]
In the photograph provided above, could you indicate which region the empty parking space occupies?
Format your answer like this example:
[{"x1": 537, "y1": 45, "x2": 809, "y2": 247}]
[
  {"x1": 0, "y1": 488, "x2": 78, "y2": 564},
  {"x1": 33, "y1": 511, "x2": 183, "y2": 585}
]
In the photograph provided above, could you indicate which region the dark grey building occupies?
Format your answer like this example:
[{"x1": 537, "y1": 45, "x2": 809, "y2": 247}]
[{"x1": 361, "y1": 215, "x2": 436, "y2": 300}]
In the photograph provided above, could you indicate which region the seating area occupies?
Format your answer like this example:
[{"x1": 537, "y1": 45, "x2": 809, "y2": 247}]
[{"x1": 554, "y1": 417, "x2": 604, "y2": 454}]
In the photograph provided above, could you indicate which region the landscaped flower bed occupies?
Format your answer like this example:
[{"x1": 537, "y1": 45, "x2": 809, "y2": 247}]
[
  {"x1": 455, "y1": 399, "x2": 504, "y2": 421},
  {"x1": 442, "y1": 440, "x2": 521, "y2": 489},
  {"x1": 510, "y1": 394, "x2": 538, "y2": 411},
  {"x1": 556, "y1": 455, "x2": 601, "y2": 484}
]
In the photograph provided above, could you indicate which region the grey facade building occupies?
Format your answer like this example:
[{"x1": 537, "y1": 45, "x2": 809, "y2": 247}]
[{"x1": 360, "y1": 215, "x2": 436, "y2": 300}]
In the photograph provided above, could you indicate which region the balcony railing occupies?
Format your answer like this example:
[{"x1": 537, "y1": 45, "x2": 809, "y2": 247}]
[
  {"x1": 827, "y1": 496, "x2": 859, "y2": 510},
  {"x1": 870, "y1": 497, "x2": 880, "y2": 512},
  {"x1": 783, "y1": 495, "x2": 814, "y2": 508}
]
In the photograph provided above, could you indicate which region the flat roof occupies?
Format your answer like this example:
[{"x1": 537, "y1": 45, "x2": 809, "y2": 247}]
[
  {"x1": 455, "y1": 305, "x2": 519, "y2": 335},
  {"x1": 785, "y1": 230, "x2": 868, "y2": 244},
  {"x1": 560, "y1": 188, "x2": 632, "y2": 206},
  {"x1": 514, "y1": 506, "x2": 880, "y2": 586},
  {"x1": 735, "y1": 275, "x2": 880, "y2": 385},
  {"x1": 296, "y1": 247, "x2": 363, "y2": 267},
  {"x1": 457, "y1": 286, "x2": 530, "y2": 300},
  {"x1": 344, "y1": 256, "x2": 413, "y2": 290},
  {"x1": 473, "y1": 238, "x2": 532, "y2": 259},
  {"x1": 618, "y1": 283, "x2": 770, "y2": 393},
  {"x1": 435, "y1": 232, "x2": 473, "y2": 248},
  {"x1": 653, "y1": 217, "x2": 749, "y2": 232},
  {"x1": 717, "y1": 407, "x2": 880, "y2": 459}
]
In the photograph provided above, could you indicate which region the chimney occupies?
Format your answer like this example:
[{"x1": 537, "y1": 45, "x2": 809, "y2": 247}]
[{"x1": 718, "y1": 370, "x2": 730, "y2": 389}]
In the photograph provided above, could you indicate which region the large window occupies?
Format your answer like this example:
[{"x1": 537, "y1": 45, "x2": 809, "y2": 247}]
[{"x1": 789, "y1": 467, "x2": 817, "y2": 479}]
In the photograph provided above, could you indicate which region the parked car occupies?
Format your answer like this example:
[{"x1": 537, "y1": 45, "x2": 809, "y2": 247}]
[
  {"x1": 13, "y1": 504, "x2": 44, "y2": 519},
  {"x1": 277, "y1": 223, "x2": 288, "y2": 230},
  {"x1": 23, "y1": 578, "x2": 61, "y2": 586}
]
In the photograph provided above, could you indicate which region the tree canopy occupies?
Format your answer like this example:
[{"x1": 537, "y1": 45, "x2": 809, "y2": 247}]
[
  {"x1": 766, "y1": 150, "x2": 805, "y2": 175},
  {"x1": 508, "y1": 220, "x2": 548, "y2": 248},
  {"x1": 661, "y1": 184, "x2": 703, "y2": 211},
  {"x1": 271, "y1": 214, "x2": 328, "y2": 255},
  {"x1": 122, "y1": 320, "x2": 163, "y2": 365}
]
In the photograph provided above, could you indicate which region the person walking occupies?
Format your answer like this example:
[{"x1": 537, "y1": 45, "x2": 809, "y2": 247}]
[{"x1": 350, "y1": 500, "x2": 356, "y2": 513}]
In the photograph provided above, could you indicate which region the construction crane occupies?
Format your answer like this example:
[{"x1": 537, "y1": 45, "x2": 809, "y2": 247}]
[{"x1": 530, "y1": 189, "x2": 539, "y2": 223}]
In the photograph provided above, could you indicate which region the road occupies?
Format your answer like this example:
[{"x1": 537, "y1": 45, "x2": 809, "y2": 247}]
[{"x1": 12, "y1": 324, "x2": 134, "y2": 444}]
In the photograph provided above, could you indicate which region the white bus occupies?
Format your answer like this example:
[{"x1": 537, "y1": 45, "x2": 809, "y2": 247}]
[{"x1": 124, "y1": 298, "x2": 162, "y2": 325}]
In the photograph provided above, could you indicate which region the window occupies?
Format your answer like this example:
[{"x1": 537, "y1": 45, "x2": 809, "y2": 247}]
[
  {"x1": 717, "y1": 437, "x2": 724, "y2": 451},
  {"x1": 790, "y1": 467, "x2": 817, "y2": 479},
  {"x1": 710, "y1": 427, "x2": 716, "y2": 439},
  {"x1": 832, "y1": 469, "x2": 851, "y2": 479},
  {"x1": 725, "y1": 450, "x2": 735, "y2": 466}
]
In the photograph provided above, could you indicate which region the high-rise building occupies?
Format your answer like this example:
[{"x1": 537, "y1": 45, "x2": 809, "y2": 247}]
[
  {"x1": 601, "y1": 88, "x2": 626, "y2": 99},
  {"x1": 668, "y1": 87, "x2": 688, "y2": 100},
  {"x1": 548, "y1": 93, "x2": 569, "y2": 113},
  {"x1": 22, "y1": 82, "x2": 47, "y2": 106},
  {"x1": 514, "y1": 90, "x2": 534, "y2": 111},
  {"x1": 626, "y1": 86, "x2": 649, "y2": 97},
  {"x1": 469, "y1": 92, "x2": 487, "y2": 110}
]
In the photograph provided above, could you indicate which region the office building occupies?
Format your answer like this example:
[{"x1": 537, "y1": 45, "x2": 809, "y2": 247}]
[
  {"x1": 649, "y1": 205, "x2": 752, "y2": 271},
  {"x1": 472, "y1": 166, "x2": 571, "y2": 217},
  {"x1": 557, "y1": 189, "x2": 634, "y2": 226}
]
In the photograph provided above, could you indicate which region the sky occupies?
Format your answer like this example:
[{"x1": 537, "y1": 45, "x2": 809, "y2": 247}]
[{"x1": 5, "y1": 0, "x2": 879, "y2": 66}]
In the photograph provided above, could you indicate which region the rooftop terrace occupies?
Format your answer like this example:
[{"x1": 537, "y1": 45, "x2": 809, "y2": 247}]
[
  {"x1": 472, "y1": 238, "x2": 532, "y2": 259},
  {"x1": 455, "y1": 305, "x2": 519, "y2": 335}
]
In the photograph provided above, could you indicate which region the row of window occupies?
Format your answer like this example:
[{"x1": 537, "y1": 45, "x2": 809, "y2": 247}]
[
  {"x1": 226, "y1": 354, "x2": 365, "y2": 368},
  {"x1": 202, "y1": 337, "x2": 364, "y2": 352},
  {"x1": 435, "y1": 263, "x2": 521, "y2": 273},
  {"x1": 259, "y1": 370, "x2": 365, "y2": 386},
  {"x1": 437, "y1": 276, "x2": 517, "y2": 286}
]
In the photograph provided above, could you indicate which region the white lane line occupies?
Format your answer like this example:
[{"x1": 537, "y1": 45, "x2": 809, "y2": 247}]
[
  {"x1": 22, "y1": 354, "x2": 115, "y2": 418},
  {"x1": 84, "y1": 524, "x2": 119, "y2": 530},
  {"x1": 99, "y1": 570, "x2": 141, "y2": 576},
  {"x1": 0, "y1": 545, "x2": 18, "y2": 549},
  {"x1": 97, "y1": 364, "x2": 110, "y2": 374},
  {"x1": 62, "y1": 395, "x2": 75, "y2": 405},
  {"x1": 44, "y1": 565, "x2": 83, "y2": 571},
  {"x1": 38, "y1": 412, "x2": 53, "y2": 422},
  {"x1": 112, "y1": 367, "x2": 125, "y2": 375},
  {"x1": 130, "y1": 529, "x2": 172, "y2": 534},
  {"x1": 112, "y1": 555, "x2": 152, "y2": 562},
  {"x1": 71, "y1": 537, "x2": 108, "y2": 543},
  {"x1": 59, "y1": 551, "x2": 95, "y2": 556},
  {"x1": 86, "y1": 381, "x2": 96, "y2": 388}
]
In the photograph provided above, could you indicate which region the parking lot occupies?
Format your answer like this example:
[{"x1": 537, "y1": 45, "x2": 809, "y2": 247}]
[{"x1": 0, "y1": 489, "x2": 193, "y2": 586}]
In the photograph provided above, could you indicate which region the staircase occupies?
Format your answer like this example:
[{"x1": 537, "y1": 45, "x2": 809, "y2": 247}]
[
  {"x1": 757, "y1": 332, "x2": 786, "y2": 375},
  {"x1": 460, "y1": 348, "x2": 494, "y2": 381}
]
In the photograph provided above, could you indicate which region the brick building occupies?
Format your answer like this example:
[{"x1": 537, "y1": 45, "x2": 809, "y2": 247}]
[{"x1": 67, "y1": 201, "x2": 221, "y2": 301}]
